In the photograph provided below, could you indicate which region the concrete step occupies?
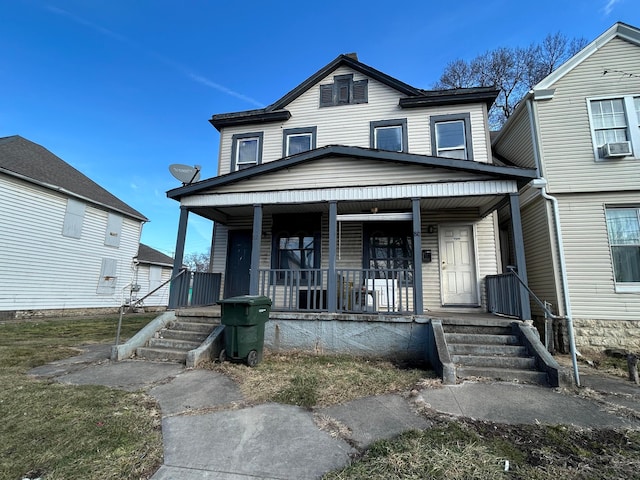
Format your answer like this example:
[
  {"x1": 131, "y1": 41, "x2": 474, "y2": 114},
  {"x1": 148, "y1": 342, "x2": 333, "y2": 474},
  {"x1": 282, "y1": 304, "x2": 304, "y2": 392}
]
[
  {"x1": 175, "y1": 315, "x2": 221, "y2": 325},
  {"x1": 448, "y1": 343, "x2": 529, "y2": 356},
  {"x1": 445, "y1": 333, "x2": 520, "y2": 345},
  {"x1": 160, "y1": 329, "x2": 209, "y2": 343},
  {"x1": 147, "y1": 338, "x2": 201, "y2": 350},
  {"x1": 171, "y1": 321, "x2": 215, "y2": 334},
  {"x1": 443, "y1": 324, "x2": 513, "y2": 335},
  {"x1": 136, "y1": 346, "x2": 188, "y2": 362},
  {"x1": 456, "y1": 366, "x2": 549, "y2": 385},
  {"x1": 452, "y1": 354, "x2": 537, "y2": 370}
]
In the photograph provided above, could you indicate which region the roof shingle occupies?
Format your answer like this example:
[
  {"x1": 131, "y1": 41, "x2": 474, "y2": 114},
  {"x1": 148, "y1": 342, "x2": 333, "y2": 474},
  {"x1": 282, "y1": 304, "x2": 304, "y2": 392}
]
[{"x1": 0, "y1": 135, "x2": 147, "y2": 221}]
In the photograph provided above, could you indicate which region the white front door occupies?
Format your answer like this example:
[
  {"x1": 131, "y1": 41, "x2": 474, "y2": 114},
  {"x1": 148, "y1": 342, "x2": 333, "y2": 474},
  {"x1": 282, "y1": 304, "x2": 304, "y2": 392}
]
[{"x1": 439, "y1": 225, "x2": 478, "y2": 305}]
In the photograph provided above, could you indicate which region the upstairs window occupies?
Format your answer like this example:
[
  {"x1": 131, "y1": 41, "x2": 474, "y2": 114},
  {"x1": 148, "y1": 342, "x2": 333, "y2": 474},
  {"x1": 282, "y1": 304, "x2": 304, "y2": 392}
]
[
  {"x1": 606, "y1": 207, "x2": 640, "y2": 289},
  {"x1": 231, "y1": 132, "x2": 263, "y2": 171},
  {"x1": 430, "y1": 113, "x2": 473, "y2": 160},
  {"x1": 283, "y1": 127, "x2": 317, "y2": 157},
  {"x1": 587, "y1": 95, "x2": 640, "y2": 160},
  {"x1": 320, "y1": 74, "x2": 368, "y2": 107},
  {"x1": 370, "y1": 119, "x2": 408, "y2": 152}
]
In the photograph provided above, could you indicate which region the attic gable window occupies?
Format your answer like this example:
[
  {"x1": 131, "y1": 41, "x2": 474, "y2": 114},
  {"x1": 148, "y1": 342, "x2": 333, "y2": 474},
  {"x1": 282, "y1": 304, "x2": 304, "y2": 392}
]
[{"x1": 319, "y1": 74, "x2": 368, "y2": 107}]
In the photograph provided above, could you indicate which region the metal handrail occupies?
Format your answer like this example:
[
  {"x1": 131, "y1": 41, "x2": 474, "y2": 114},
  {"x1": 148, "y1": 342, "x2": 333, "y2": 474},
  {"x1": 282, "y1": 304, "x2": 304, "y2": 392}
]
[
  {"x1": 506, "y1": 265, "x2": 565, "y2": 321},
  {"x1": 115, "y1": 268, "x2": 188, "y2": 346}
]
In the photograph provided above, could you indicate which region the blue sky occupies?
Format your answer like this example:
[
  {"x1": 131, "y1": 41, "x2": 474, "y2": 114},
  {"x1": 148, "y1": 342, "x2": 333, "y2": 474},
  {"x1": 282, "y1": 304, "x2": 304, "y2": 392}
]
[{"x1": 2, "y1": 0, "x2": 638, "y2": 258}]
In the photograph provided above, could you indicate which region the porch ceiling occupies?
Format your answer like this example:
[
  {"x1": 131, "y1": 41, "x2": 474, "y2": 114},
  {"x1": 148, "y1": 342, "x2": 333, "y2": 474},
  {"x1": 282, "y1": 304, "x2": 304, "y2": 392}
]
[{"x1": 190, "y1": 194, "x2": 505, "y2": 223}]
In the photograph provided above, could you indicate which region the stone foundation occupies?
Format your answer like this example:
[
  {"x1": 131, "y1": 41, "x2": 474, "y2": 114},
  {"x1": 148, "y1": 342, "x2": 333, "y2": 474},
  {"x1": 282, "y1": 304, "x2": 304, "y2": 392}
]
[{"x1": 573, "y1": 319, "x2": 640, "y2": 353}]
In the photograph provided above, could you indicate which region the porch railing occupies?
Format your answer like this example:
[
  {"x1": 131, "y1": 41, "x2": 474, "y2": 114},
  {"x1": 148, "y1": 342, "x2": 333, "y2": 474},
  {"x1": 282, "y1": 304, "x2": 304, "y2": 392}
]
[
  {"x1": 259, "y1": 269, "x2": 329, "y2": 311},
  {"x1": 258, "y1": 268, "x2": 414, "y2": 314},
  {"x1": 169, "y1": 269, "x2": 222, "y2": 309},
  {"x1": 486, "y1": 272, "x2": 521, "y2": 318}
]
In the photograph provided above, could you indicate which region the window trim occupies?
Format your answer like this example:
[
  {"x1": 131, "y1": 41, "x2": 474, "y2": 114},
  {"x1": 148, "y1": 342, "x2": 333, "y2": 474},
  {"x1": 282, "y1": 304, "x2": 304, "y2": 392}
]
[
  {"x1": 231, "y1": 132, "x2": 264, "y2": 171},
  {"x1": 587, "y1": 95, "x2": 640, "y2": 162},
  {"x1": 282, "y1": 126, "x2": 317, "y2": 157},
  {"x1": 370, "y1": 119, "x2": 408, "y2": 152},
  {"x1": 430, "y1": 113, "x2": 473, "y2": 160},
  {"x1": 605, "y1": 206, "x2": 640, "y2": 293}
]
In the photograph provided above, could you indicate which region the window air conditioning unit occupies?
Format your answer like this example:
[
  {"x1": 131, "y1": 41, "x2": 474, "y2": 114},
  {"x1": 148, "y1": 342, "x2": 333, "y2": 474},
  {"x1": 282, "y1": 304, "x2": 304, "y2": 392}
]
[{"x1": 603, "y1": 141, "x2": 632, "y2": 158}]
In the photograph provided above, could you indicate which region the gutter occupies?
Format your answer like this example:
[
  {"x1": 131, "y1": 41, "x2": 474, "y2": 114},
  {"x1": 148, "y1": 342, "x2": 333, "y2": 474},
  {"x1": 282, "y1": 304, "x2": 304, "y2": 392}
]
[{"x1": 527, "y1": 96, "x2": 580, "y2": 386}]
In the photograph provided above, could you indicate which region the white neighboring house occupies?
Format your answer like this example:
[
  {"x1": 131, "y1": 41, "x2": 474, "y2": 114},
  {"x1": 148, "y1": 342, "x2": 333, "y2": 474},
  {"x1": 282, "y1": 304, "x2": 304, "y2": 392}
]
[
  {"x1": 132, "y1": 244, "x2": 173, "y2": 309},
  {"x1": 0, "y1": 135, "x2": 148, "y2": 318},
  {"x1": 493, "y1": 23, "x2": 640, "y2": 352}
]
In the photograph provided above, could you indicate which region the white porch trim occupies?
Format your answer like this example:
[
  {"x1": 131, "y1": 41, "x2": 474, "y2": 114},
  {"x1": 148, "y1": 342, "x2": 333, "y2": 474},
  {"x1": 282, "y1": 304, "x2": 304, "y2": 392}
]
[{"x1": 180, "y1": 180, "x2": 519, "y2": 208}]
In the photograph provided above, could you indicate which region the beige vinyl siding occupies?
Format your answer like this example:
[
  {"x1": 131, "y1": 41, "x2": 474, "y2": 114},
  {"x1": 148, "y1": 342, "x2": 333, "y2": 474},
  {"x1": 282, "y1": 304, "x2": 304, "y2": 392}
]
[
  {"x1": 209, "y1": 159, "x2": 483, "y2": 195},
  {"x1": 521, "y1": 196, "x2": 562, "y2": 317},
  {"x1": 1, "y1": 175, "x2": 142, "y2": 310},
  {"x1": 214, "y1": 208, "x2": 496, "y2": 311},
  {"x1": 493, "y1": 108, "x2": 537, "y2": 169},
  {"x1": 218, "y1": 66, "x2": 492, "y2": 175},
  {"x1": 536, "y1": 37, "x2": 640, "y2": 193},
  {"x1": 558, "y1": 192, "x2": 640, "y2": 322}
]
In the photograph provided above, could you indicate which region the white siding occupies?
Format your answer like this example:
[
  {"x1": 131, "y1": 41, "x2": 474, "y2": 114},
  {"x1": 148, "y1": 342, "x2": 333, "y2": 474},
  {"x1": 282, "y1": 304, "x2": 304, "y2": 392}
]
[
  {"x1": 0, "y1": 175, "x2": 142, "y2": 311},
  {"x1": 558, "y1": 192, "x2": 640, "y2": 322},
  {"x1": 218, "y1": 65, "x2": 492, "y2": 176},
  {"x1": 135, "y1": 264, "x2": 171, "y2": 307},
  {"x1": 536, "y1": 38, "x2": 640, "y2": 193}
]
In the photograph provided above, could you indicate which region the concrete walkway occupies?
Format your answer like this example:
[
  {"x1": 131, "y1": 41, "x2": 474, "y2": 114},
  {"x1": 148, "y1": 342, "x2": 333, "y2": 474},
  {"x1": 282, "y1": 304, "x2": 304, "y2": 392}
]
[{"x1": 29, "y1": 345, "x2": 640, "y2": 480}]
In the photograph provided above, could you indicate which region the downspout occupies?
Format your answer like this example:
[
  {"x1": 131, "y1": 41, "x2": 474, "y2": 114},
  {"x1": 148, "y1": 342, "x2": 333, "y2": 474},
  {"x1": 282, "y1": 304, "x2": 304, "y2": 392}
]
[{"x1": 527, "y1": 97, "x2": 580, "y2": 386}]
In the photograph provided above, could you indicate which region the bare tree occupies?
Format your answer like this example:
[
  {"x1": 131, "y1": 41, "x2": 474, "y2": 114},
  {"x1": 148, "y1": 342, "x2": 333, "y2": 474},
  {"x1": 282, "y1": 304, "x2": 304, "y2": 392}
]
[
  {"x1": 183, "y1": 250, "x2": 211, "y2": 272},
  {"x1": 435, "y1": 33, "x2": 587, "y2": 128}
]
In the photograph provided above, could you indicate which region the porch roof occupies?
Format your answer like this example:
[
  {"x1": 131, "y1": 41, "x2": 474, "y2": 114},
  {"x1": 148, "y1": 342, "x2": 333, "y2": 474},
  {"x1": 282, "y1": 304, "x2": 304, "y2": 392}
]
[{"x1": 167, "y1": 145, "x2": 537, "y2": 201}]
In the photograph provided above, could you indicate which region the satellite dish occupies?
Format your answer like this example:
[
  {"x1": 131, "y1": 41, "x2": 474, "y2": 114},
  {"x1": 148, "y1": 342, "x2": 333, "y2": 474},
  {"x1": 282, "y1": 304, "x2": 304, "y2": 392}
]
[{"x1": 169, "y1": 164, "x2": 201, "y2": 185}]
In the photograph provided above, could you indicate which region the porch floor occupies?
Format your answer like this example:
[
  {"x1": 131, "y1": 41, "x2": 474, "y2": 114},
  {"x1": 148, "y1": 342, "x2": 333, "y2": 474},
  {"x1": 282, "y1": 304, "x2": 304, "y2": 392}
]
[{"x1": 174, "y1": 305, "x2": 516, "y2": 324}]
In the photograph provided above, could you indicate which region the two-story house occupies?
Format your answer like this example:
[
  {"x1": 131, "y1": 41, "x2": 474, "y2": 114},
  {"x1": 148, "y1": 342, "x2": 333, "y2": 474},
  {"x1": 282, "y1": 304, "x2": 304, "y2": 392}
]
[
  {"x1": 493, "y1": 22, "x2": 640, "y2": 354},
  {"x1": 167, "y1": 54, "x2": 540, "y2": 364},
  {"x1": 0, "y1": 135, "x2": 148, "y2": 318}
]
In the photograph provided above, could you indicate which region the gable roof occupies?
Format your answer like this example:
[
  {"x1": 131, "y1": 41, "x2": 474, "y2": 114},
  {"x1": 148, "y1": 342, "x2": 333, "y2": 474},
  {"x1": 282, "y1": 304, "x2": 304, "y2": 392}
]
[
  {"x1": 209, "y1": 54, "x2": 499, "y2": 130},
  {"x1": 535, "y1": 22, "x2": 640, "y2": 91},
  {"x1": 167, "y1": 145, "x2": 537, "y2": 200},
  {"x1": 136, "y1": 243, "x2": 174, "y2": 267},
  {"x1": 0, "y1": 135, "x2": 147, "y2": 221}
]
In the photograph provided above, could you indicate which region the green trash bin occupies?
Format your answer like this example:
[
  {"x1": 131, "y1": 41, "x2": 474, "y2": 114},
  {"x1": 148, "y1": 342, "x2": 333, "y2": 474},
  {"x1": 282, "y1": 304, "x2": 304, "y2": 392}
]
[{"x1": 218, "y1": 295, "x2": 271, "y2": 367}]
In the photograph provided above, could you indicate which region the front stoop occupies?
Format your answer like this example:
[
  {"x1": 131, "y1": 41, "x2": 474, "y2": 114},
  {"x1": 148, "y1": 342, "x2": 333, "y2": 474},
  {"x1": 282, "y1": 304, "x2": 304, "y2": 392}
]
[
  {"x1": 136, "y1": 307, "x2": 221, "y2": 363},
  {"x1": 442, "y1": 318, "x2": 550, "y2": 386}
]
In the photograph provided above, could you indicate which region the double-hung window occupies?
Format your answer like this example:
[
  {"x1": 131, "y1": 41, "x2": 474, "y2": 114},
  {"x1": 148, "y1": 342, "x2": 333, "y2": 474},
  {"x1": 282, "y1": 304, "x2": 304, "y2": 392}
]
[
  {"x1": 283, "y1": 127, "x2": 317, "y2": 157},
  {"x1": 231, "y1": 132, "x2": 263, "y2": 171},
  {"x1": 364, "y1": 223, "x2": 413, "y2": 278},
  {"x1": 605, "y1": 207, "x2": 640, "y2": 290},
  {"x1": 430, "y1": 113, "x2": 473, "y2": 160},
  {"x1": 370, "y1": 119, "x2": 408, "y2": 152},
  {"x1": 587, "y1": 95, "x2": 640, "y2": 160}
]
